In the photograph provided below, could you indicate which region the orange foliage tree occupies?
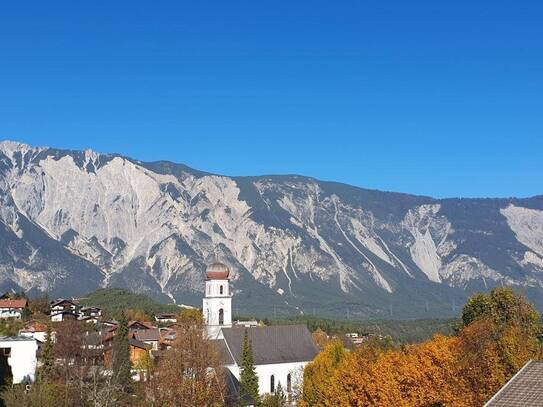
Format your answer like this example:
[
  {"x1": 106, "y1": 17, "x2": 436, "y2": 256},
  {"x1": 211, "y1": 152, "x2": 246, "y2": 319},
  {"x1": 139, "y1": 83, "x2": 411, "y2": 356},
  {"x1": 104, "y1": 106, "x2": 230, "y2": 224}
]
[{"x1": 302, "y1": 288, "x2": 543, "y2": 407}]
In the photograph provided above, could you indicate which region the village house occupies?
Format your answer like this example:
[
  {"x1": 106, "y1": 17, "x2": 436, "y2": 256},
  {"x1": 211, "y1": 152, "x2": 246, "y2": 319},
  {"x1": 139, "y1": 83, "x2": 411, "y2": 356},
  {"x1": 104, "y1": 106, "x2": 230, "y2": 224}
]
[
  {"x1": 79, "y1": 315, "x2": 102, "y2": 324},
  {"x1": 0, "y1": 336, "x2": 38, "y2": 384},
  {"x1": 50, "y1": 298, "x2": 80, "y2": 313},
  {"x1": 133, "y1": 328, "x2": 161, "y2": 351},
  {"x1": 0, "y1": 298, "x2": 27, "y2": 319},
  {"x1": 203, "y1": 262, "x2": 318, "y2": 399},
  {"x1": 51, "y1": 309, "x2": 79, "y2": 322},
  {"x1": 19, "y1": 321, "x2": 48, "y2": 343},
  {"x1": 80, "y1": 306, "x2": 102, "y2": 318},
  {"x1": 50, "y1": 298, "x2": 80, "y2": 321},
  {"x1": 103, "y1": 335, "x2": 150, "y2": 370},
  {"x1": 154, "y1": 312, "x2": 177, "y2": 324}
]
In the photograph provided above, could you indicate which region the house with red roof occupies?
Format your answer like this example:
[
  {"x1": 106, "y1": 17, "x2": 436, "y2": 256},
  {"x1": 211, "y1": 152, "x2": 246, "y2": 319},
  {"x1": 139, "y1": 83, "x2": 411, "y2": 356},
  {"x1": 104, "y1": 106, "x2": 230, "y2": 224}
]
[{"x1": 0, "y1": 298, "x2": 27, "y2": 319}]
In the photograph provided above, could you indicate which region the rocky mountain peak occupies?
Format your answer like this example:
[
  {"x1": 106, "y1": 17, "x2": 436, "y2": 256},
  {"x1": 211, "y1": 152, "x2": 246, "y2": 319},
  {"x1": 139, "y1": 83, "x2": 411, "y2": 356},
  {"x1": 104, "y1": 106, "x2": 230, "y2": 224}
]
[{"x1": 0, "y1": 140, "x2": 542, "y2": 318}]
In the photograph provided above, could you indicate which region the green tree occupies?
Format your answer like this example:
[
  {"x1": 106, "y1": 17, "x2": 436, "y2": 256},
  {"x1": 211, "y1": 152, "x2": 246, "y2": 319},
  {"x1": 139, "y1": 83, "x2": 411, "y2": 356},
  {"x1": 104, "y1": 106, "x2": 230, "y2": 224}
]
[
  {"x1": 111, "y1": 311, "x2": 132, "y2": 395},
  {"x1": 462, "y1": 287, "x2": 541, "y2": 333},
  {"x1": 39, "y1": 323, "x2": 55, "y2": 382},
  {"x1": 239, "y1": 329, "x2": 259, "y2": 404}
]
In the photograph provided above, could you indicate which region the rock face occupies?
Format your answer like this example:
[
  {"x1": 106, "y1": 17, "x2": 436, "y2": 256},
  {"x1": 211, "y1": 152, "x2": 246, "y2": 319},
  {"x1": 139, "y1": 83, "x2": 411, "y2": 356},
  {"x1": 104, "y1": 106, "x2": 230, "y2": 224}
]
[{"x1": 1, "y1": 140, "x2": 542, "y2": 318}]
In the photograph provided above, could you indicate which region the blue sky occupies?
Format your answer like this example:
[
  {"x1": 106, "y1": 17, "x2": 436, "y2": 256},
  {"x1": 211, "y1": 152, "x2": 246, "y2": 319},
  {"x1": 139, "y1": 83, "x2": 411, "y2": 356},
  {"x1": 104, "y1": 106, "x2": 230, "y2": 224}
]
[{"x1": 1, "y1": 1, "x2": 541, "y2": 198}]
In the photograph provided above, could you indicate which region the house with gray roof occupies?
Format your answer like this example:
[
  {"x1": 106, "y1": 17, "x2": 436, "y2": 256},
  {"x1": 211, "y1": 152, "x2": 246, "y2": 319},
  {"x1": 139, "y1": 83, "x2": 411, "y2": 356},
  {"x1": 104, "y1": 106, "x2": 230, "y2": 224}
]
[
  {"x1": 203, "y1": 262, "x2": 318, "y2": 400},
  {"x1": 485, "y1": 360, "x2": 543, "y2": 406}
]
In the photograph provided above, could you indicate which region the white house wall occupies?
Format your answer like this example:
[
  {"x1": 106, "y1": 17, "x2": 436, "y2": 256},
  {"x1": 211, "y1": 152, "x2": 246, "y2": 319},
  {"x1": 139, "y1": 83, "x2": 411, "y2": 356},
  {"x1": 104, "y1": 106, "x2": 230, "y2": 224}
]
[{"x1": 0, "y1": 338, "x2": 38, "y2": 384}]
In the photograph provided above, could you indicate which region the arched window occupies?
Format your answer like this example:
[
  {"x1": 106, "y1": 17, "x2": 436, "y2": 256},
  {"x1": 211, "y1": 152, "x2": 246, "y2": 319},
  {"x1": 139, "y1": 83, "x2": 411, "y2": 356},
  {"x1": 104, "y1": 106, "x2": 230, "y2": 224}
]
[
  {"x1": 270, "y1": 375, "x2": 275, "y2": 393},
  {"x1": 220, "y1": 285, "x2": 223, "y2": 295},
  {"x1": 219, "y1": 308, "x2": 224, "y2": 325},
  {"x1": 287, "y1": 373, "x2": 292, "y2": 393}
]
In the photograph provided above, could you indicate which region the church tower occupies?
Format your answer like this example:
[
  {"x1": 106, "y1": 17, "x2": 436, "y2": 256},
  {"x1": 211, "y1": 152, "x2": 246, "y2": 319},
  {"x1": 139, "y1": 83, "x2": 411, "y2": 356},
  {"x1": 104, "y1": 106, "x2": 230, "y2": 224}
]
[{"x1": 203, "y1": 262, "x2": 232, "y2": 339}]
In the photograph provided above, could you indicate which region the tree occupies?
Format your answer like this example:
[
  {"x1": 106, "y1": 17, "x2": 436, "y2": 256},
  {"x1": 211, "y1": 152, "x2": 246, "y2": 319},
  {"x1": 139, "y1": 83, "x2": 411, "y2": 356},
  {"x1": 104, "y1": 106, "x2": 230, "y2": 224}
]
[
  {"x1": 312, "y1": 328, "x2": 329, "y2": 350},
  {"x1": 300, "y1": 340, "x2": 345, "y2": 407},
  {"x1": 125, "y1": 308, "x2": 151, "y2": 322},
  {"x1": 462, "y1": 287, "x2": 541, "y2": 332},
  {"x1": 111, "y1": 312, "x2": 132, "y2": 394},
  {"x1": 261, "y1": 382, "x2": 287, "y2": 407},
  {"x1": 29, "y1": 293, "x2": 50, "y2": 315},
  {"x1": 239, "y1": 329, "x2": 260, "y2": 404},
  {"x1": 1, "y1": 382, "x2": 59, "y2": 407},
  {"x1": 54, "y1": 319, "x2": 85, "y2": 383},
  {"x1": 178, "y1": 307, "x2": 204, "y2": 325},
  {"x1": 300, "y1": 288, "x2": 543, "y2": 406},
  {"x1": 144, "y1": 319, "x2": 225, "y2": 406},
  {"x1": 39, "y1": 323, "x2": 55, "y2": 382}
]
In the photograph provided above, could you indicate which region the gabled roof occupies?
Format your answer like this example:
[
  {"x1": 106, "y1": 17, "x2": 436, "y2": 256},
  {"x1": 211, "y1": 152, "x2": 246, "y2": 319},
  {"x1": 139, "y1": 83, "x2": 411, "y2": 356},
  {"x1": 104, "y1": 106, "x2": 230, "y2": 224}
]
[
  {"x1": 20, "y1": 321, "x2": 47, "y2": 333},
  {"x1": 128, "y1": 320, "x2": 155, "y2": 330},
  {"x1": 485, "y1": 360, "x2": 543, "y2": 406},
  {"x1": 129, "y1": 337, "x2": 150, "y2": 350},
  {"x1": 211, "y1": 339, "x2": 235, "y2": 365},
  {"x1": 221, "y1": 325, "x2": 318, "y2": 365},
  {"x1": 134, "y1": 328, "x2": 160, "y2": 342},
  {"x1": 0, "y1": 299, "x2": 27, "y2": 308},
  {"x1": 50, "y1": 298, "x2": 78, "y2": 307}
]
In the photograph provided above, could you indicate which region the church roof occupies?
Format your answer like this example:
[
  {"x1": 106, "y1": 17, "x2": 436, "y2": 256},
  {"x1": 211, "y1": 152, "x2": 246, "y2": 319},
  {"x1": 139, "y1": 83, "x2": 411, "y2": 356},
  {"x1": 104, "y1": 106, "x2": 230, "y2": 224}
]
[
  {"x1": 221, "y1": 325, "x2": 318, "y2": 366},
  {"x1": 211, "y1": 339, "x2": 235, "y2": 365},
  {"x1": 206, "y1": 262, "x2": 230, "y2": 280}
]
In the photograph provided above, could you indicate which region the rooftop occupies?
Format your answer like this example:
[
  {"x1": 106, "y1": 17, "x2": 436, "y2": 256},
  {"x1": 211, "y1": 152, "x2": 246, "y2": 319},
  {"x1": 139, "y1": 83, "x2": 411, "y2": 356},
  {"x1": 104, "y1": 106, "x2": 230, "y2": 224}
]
[
  {"x1": 221, "y1": 324, "x2": 318, "y2": 365},
  {"x1": 0, "y1": 299, "x2": 27, "y2": 308},
  {"x1": 485, "y1": 360, "x2": 543, "y2": 406}
]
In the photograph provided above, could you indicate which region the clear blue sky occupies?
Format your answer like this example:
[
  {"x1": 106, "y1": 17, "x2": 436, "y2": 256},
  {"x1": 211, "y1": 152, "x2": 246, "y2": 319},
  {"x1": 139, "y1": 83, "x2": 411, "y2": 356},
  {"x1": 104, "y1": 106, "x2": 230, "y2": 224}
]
[{"x1": 1, "y1": 1, "x2": 541, "y2": 198}]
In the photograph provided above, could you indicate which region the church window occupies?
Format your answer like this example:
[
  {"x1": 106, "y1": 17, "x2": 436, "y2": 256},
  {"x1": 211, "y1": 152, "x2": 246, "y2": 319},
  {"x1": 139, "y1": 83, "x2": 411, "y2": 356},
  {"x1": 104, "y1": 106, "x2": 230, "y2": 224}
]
[
  {"x1": 219, "y1": 308, "x2": 224, "y2": 325},
  {"x1": 220, "y1": 285, "x2": 223, "y2": 295},
  {"x1": 270, "y1": 375, "x2": 275, "y2": 393},
  {"x1": 287, "y1": 373, "x2": 292, "y2": 393}
]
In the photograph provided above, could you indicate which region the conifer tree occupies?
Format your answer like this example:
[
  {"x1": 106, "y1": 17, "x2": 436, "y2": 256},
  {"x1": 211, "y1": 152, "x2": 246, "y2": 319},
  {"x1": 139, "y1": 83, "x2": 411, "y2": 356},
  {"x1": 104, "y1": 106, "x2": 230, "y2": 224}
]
[
  {"x1": 111, "y1": 311, "x2": 132, "y2": 394},
  {"x1": 39, "y1": 323, "x2": 55, "y2": 382},
  {"x1": 239, "y1": 329, "x2": 259, "y2": 404}
]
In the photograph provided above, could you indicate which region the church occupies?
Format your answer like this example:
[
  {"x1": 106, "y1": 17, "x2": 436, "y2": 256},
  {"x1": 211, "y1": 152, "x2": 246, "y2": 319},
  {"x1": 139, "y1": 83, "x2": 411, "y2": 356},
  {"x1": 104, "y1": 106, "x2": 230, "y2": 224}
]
[{"x1": 202, "y1": 262, "x2": 318, "y2": 399}]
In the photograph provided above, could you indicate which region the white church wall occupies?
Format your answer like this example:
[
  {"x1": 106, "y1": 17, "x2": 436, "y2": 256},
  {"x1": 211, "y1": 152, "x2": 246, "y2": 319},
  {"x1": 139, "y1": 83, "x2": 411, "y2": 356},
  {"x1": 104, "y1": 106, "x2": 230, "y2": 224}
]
[{"x1": 226, "y1": 361, "x2": 309, "y2": 397}]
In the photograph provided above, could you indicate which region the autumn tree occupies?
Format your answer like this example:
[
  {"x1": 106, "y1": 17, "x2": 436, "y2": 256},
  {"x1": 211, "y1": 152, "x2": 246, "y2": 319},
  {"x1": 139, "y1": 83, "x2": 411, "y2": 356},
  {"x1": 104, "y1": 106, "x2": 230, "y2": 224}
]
[
  {"x1": 312, "y1": 328, "x2": 329, "y2": 351},
  {"x1": 300, "y1": 340, "x2": 345, "y2": 407},
  {"x1": 178, "y1": 307, "x2": 204, "y2": 325},
  {"x1": 239, "y1": 329, "x2": 260, "y2": 404},
  {"x1": 125, "y1": 308, "x2": 151, "y2": 322},
  {"x1": 301, "y1": 288, "x2": 543, "y2": 407},
  {"x1": 54, "y1": 319, "x2": 85, "y2": 383},
  {"x1": 144, "y1": 319, "x2": 225, "y2": 406}
]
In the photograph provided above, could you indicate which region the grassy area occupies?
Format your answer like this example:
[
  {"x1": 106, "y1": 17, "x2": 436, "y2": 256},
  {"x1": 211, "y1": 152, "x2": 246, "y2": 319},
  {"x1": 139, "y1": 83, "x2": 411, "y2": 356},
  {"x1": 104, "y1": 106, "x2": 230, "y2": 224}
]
[
  {"x1": 79, "y1": 288, "x2": 181, "y2": 319},
  {"x1": 267, "y1": 315, "x2": 460, "y2": 344}
]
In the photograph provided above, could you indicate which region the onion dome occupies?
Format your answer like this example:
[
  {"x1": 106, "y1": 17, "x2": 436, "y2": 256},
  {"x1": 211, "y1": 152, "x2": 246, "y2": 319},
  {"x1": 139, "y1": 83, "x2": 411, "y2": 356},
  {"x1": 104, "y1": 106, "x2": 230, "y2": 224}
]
[{"x1": 206, "y1": 262, "x2": 230, "y2": 280}]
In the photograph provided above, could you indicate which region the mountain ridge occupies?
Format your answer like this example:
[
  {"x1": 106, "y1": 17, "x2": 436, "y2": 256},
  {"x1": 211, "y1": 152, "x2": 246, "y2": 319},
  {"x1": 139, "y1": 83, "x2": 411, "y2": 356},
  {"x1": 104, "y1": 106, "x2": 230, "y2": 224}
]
[{"x1": 1, "y1": 139, "x2": 542, "y2": 319}]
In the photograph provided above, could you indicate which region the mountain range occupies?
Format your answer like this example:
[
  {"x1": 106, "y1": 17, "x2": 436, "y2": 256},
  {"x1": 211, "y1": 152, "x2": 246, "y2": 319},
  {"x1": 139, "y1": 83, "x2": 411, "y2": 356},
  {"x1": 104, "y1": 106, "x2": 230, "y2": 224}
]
[{"x1": 1, "y1": 140, "x2": 542, "y2": 319}]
